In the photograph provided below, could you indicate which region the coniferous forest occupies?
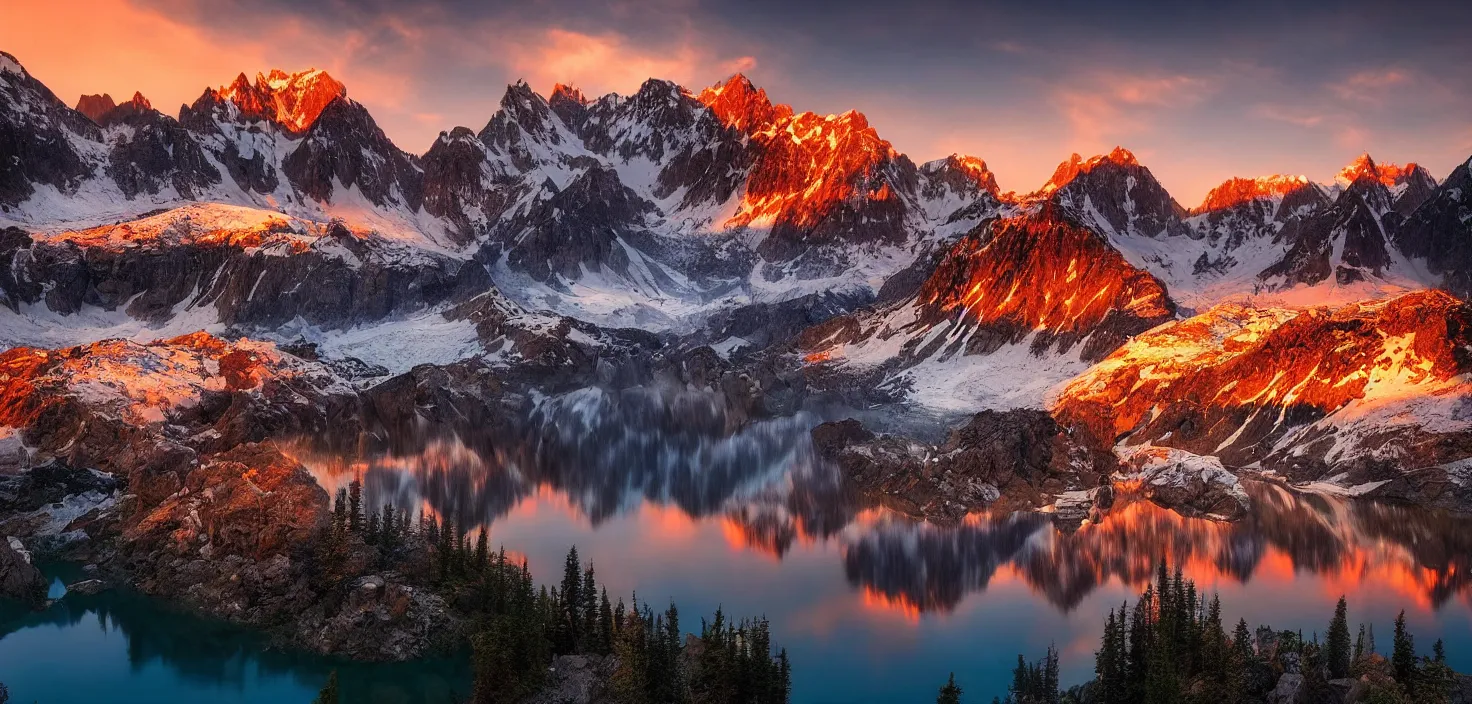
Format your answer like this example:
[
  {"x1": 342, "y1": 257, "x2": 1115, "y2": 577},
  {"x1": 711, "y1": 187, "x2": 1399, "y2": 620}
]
[
  {"x1": 937, "y1": 562, "x2": 1466, "y2": 704},
  {"x1": 310, "y1": 481, "x2": 791, "y2": 704}
]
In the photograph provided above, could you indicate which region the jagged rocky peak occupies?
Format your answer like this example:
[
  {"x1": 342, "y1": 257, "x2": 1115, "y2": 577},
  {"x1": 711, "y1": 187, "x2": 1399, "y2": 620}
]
[
  {"x1": 915, "y1": 211, "x2": 1176, "y2": 361},
  {"x1": 480, "y1": 79, "x2": 563, "y2": 156},
  {"x1": 547, "y1": 83, "x2": 590, "y2": 130},
  {"x1": 87, "y1": 91, "x2": 158, "y2": 127},
  {"x1": 1037, "y1": 147, "x2": 1186, "y2": 237},
  {"x1": 921, "y1": 153, "x2": 1001, "y2": 197},
  {"x1": 0, "y1": 51, "x2": 24, "y2": 75},
  {"x1": 212, "y1": 67, "x2": 347, "y2": 133},
  {"x1": 550, "y1": 83, "x2": 587, "y2": 105},
  {"x1": 697, "y1": 73, "x2": 793, "y2": 132},
  {"x1": 1336, "y1": 152, "x2": 1435, "y2": 191},
  {"x1": 1040, "y1": 147, "x2": 1140, "y2": 194},
  {"x1": 75, "y1": 93, "x2": 117, "y2": 123},
  {"x1": 1193, "y1": 174, "x2": 1312, "y2": 214}
]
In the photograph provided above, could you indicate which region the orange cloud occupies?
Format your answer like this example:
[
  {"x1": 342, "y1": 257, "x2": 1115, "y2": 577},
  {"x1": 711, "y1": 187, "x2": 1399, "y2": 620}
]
[
  {"x1": 1051, "y1": 72, "x2": 1211, "y2": 153},
  {"x1": 1330, "y1": 68, "x2": 1410, "y2": 103},
  {"x1": 1252, "y1": 104, "x2": 1325, "y2": 128}
]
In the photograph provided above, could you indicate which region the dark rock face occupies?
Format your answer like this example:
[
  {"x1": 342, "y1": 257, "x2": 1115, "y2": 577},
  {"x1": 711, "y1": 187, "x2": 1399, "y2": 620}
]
[
  {"x1": 102, "y1": 105, "x2": 222, "y2": 199},
  {"x1": 502, "y1": 165, "x2": 655, "y2": 283},
  {"x1": 1396, "y1": 157, "x2": 1472, "y2": 299},
  {"x1": 1045, "y1": 148, "x2": 1189, "y2": 238},
  {"x1": 283, "y1": 97, "x2": 425, "y2": 211},
  {"x1": 812, "y1": 410, "x2": 1114, "y2": 523},
  {"x1": 0, "y1": 538, "x2": 46, "y2": 605},
  {"x1": 1259, "y1": 176, "x2": 1397, "y2": 288},
  {"x1": 420, "y1": 127, "x2": 514, "y2": 243},
  {"x1": 0, "y1": 52, "x2": 101, "y2": 208},
  {"x1": 0, "y1": 216, "x2": 492, "y2": 329},
  {"x1": 0, "y1": 460, "x2": 117, "y2": 514}
]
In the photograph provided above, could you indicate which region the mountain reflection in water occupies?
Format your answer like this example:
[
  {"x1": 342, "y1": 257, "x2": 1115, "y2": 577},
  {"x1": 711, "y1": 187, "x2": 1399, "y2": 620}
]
[{"x1": 286, "y1": 386, "x2": 1472, "y2": 620}]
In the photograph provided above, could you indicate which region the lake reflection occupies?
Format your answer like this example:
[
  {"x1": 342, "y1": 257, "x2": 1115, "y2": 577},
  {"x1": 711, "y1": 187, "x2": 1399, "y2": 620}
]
[{"x1": 279, "y1": 387, "x2": 1472, "y2": 702}]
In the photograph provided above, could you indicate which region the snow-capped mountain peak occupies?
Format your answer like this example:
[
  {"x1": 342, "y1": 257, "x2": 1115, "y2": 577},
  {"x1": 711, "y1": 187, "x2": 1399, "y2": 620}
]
[
  {"x1": 1193, "y1": 174, "x2": 1312, "y2": 214},
  {"x1": 214, "y1": 67, "x2": 346, "y2": 133},
  {"x1": 697, "y1": 73, "x2": 793, "y2": 133}
]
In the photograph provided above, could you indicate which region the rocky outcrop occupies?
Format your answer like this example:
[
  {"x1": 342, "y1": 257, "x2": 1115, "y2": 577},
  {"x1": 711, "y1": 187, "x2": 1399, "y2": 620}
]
[
  {"x1": 914, "y1": 211, "x2": 1177, "y2": 361},
  {"x1": 0, "y1": 536, "x2": 46, "y2": 604},
  {"x1": 282, "y1": 96, "x2": 425, "y2": 211},
  {"x1": 1055, "y1": 290, "x2": 1472, "y2": 510},
  {"x1": 1114, "y1": 446, "x2": 1250, "y2": 520}
]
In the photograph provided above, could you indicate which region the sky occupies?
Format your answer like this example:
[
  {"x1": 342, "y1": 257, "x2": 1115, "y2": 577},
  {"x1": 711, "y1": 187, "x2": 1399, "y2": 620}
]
[{"x1": 3, "y1": 0, "x2": 1471, "y2": 205}]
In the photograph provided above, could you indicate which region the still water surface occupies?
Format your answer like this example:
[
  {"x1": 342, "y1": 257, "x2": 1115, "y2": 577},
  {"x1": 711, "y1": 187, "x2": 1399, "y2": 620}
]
[{"x1": 3, "y1": 388, "x2": 1471, "y2": 703}]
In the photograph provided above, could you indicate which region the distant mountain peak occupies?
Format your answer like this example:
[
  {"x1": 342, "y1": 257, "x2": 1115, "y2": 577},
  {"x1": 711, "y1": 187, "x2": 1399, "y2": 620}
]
[
  {"x1": 0, "y1": 51, "x2": 26, "y2": 76},
  {"x1": 216, "y1": 68, "x2": 346, "y2": 133},
  {"x1": 922, "y1": 153, "x2": 1001, "y2": 196},
  {"x1": 76, "y1": 90, "x2": 156, "y2": 126},
  {"x1": 550, "y1": 83, "x2": 587, "y2": 105},
  {"x1": 1195, "y1": 174, "x2": 1311, "y2": 213},
  {"x1": 76, "y1": 93, "x2": 117, "y2": 123},
  {"x1": 697, "y1": 73, "x2": 792, "y2": 132},
  {"x1": 1040, "y1": 147, "x2": 1140, "y2": 193},
  {"x1": 1334, "y1": 153, "x2": 1431, "y2": 190}
]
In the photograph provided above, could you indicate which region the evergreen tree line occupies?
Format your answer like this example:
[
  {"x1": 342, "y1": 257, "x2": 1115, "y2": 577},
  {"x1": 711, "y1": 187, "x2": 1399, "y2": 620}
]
[
  {"x1": 310, "y1": 483, "x2": 791, "y2": 704},
  {"x1": 932, "y1": 561, "x2": 1462, "y2": 704}
]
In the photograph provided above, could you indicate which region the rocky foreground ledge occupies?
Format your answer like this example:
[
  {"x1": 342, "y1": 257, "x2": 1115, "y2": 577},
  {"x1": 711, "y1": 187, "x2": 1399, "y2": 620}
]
[{"x1": 0, "y1": 333, "x2": 477, "y2": 657}]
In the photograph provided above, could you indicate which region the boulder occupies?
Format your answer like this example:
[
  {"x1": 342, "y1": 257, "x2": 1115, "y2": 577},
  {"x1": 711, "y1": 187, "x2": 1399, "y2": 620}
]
[
  {"x1": 0, "y1": 536, "x2": 46, "y2": 604},
  {"x1": 1269, "y1": 673, "x2": 1304, "y2": 704},
  {"x1": 1116, "y1": 445, "x2": 1250, "y2": 520},
  {"x1": 523, "y1": 654, "x2": 618, "y2": 704}
]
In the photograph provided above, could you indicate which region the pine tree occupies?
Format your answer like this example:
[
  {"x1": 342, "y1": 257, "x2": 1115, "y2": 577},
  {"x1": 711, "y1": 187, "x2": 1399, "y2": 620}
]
[
  {"x1": 347, "y1": 478, "x2": 363, "y2": 533},
  {"x1": 1095, "y1": 608, "x2": 1123, "y2": 704},
  {"x1": 380, "y1": 503, "x2": 397, "y2": 551},
  {"x1": 365, "y1": 508, "x2": 381, "y2": 545},
  {"x1": 599, "y1": 588, "x2": 615, "y2": 656},
  {"x1": 1392, "y1": 610, "x2": 1417, "y2": 684},
  {"x1": 332, "y1": 487, "x2": 348, "y2": 531},
  {"x1": 1326, "y1": 596, "x2": 1352, "y2": 679},
  {"x1": 437, "y1": 514, "x2": 456, "y2": 581},
  {"x1": 581, "y1": 566, "x2": 599, "y2": 652},
  {"x1": 1354, "y1": 623, "x2": 1367, "y2": 665},
  {"x1": 937, "y1": 672, "x2": 962, "y2": 704},
  {"x1": 314, "y1": 670, "x2": 339, "y2": 704},
  {"x1": 474, "y1": 528, "x2": 489, "y2": 572},
  {"x1": 558, "y1": 547, "x2": 584, "y2": 654}
]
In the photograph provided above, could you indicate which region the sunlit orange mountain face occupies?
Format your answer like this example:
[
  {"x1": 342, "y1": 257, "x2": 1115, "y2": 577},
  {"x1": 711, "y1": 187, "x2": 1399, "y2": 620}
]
[{"x1": 3, "y1": 3, "x2": 1472, "y2": 699}]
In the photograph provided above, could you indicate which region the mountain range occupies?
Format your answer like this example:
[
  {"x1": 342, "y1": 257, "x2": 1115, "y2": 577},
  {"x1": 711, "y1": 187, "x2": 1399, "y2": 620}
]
[{"x1": 3, "y1": 49, "x2": 1472, "y2": 513}]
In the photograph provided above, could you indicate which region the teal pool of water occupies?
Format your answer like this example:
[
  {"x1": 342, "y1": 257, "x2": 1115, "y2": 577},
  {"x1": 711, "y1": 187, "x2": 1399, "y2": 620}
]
[{"x1": 0, "y1": 577, "x2": 469, "y2": 704}]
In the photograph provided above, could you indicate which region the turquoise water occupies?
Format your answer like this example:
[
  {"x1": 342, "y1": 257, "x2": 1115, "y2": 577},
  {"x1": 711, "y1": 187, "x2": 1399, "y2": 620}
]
[
  {"x1": 0, "y1": 582, "x2": 469, "y2": 704},
  {"x1": 4, "y1": 399, "x2": 1472, "y2": 702}
]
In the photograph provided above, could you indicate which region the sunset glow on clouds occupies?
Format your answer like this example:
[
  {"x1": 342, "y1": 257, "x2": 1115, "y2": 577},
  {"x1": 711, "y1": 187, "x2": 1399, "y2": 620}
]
[{"x1": 3, "y1": 0, "x2": 1470, "y2": 203}]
